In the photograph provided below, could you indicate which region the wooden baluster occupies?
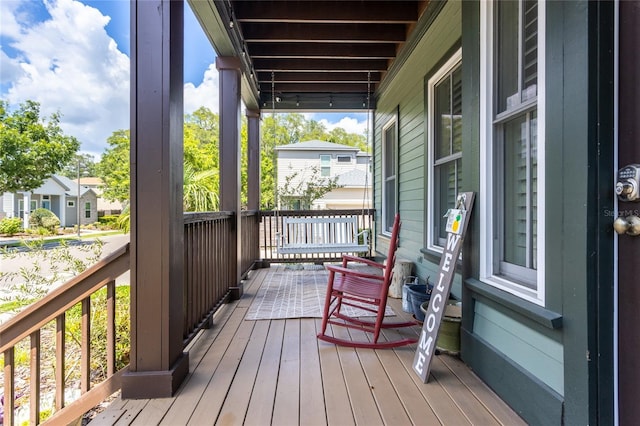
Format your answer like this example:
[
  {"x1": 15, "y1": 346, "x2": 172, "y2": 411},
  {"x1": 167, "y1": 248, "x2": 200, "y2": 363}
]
[
  {"x1": 55, "y1": 314, "x2": 65, "y2": 410},
  {"x1": 106, "y1": 281, "x2": 116, "y2": 377},
  {"x1": 81, "y1": 297, "x2": 91, "y2": 393},
  {"x1": 4, "y1": 347, "x2": 15, "y2": 426},
  {"x1": 30, "y1": 330, "x2": 40, "y2": 425}
]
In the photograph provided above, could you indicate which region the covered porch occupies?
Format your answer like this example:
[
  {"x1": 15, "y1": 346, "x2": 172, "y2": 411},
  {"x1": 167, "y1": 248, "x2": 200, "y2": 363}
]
[{"x1": 91, "y1": 265, "x2": 524, "y2": 425}]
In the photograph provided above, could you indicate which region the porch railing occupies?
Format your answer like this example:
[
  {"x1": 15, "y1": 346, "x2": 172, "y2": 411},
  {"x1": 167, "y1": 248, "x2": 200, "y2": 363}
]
[
  {"x1": 183, "y1": 211, "x2": 259, "y2": 345},
  {"x1": 0, "y1": 244, "x2": 130, "y2": 426},
  {"x1": 0, "y1": 211, "x2": 260, "y2": 425},
  {"x1": 259, "y1": 209, "x2": 376, "y2": 263}
]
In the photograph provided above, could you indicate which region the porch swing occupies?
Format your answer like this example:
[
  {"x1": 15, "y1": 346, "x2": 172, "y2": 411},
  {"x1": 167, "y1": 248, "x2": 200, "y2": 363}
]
[{"x1": 273, "y1": 73, "x2": 371, "y2": 260}]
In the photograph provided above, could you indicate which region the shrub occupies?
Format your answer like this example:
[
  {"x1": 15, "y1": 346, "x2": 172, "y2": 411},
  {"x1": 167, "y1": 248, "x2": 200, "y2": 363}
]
[
  {"x1": 0, "y1": 217, "x2": 23, "y2": 236},
  {"x1": 28, "y1": 208, "x2": 60, "y2": 233},
  {"x1": 98, "y1": 215, "x2": 119, "y2": 225}
]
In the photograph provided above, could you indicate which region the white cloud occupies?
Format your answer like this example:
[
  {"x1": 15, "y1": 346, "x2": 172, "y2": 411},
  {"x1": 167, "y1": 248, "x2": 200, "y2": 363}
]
[
  {"x1": 184, "y1": 63, "x2": 219, "y2": 115},
  {"x1": 1, "y1": 0, "x2": 129, "y2": 157},
  {"x1": 318, "y1": 116, "x2": 368, "y2": 137}
]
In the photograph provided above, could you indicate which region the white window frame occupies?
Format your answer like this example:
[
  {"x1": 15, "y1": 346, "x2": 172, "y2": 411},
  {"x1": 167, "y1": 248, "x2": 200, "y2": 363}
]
[
  {"x1": 67, "y1": 200, "x2": 75, "y2": 208},
  {"x1": 320, "y1": 154, "x2": 331, "y2": 177},
  {"x1": 85, "y1": 201, "x2": 91, "y2": 219},
  {"x1": 427, "y1": 48, "x2": 463, "y2": 253},
  {"x1": 479, "y1": 0, "x2": 546, "y2": 305},
  {"x1": 382, "y1": 115, "x2": 398, "y2": 235}
]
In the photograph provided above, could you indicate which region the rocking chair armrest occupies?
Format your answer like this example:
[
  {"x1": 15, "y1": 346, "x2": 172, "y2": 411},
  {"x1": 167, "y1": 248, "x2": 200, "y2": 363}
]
[
  {"x1": 341, "y1": 255, "x2": 385, "y2": 269},
  {"x1": 326, "y1": 264, "x2": 385, "y2": 281}
]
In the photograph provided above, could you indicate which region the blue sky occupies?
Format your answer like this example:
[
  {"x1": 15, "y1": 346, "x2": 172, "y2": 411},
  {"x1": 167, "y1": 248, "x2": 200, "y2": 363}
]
[{"x1": 0, "y1": 0, "x2": 366, "y2": 158}]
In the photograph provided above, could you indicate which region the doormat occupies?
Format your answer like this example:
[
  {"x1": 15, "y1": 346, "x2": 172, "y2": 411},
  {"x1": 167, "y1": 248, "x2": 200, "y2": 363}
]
[{"x1": 246, "y1": 265, "x2": 395, "y2": 320}]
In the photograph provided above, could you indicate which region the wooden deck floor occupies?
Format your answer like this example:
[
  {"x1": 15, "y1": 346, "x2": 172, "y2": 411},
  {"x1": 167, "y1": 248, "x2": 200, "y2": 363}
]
[{"x1": 90, "y1": 266, "x2": 525, "y2": 426}]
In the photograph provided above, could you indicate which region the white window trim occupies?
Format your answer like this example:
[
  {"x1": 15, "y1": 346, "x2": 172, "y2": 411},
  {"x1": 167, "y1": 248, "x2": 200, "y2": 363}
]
[
  {"x1": 479, "y1": 0, "x2": 546, "y2": 306},
  {"x1": 427, "y1": 48, "x2": 463, "y2": 254},
  {"x1": 382, "y1": 116, "x2": 398, "y2": 236},
  {"x1": 67, "y1": 200, "x2": 75, "y2": 208}
]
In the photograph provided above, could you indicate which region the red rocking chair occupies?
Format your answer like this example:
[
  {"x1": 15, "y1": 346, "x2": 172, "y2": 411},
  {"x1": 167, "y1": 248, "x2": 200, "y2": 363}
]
[{"x1": 317, "y1": 214, "x2": 418, "y2": 348}]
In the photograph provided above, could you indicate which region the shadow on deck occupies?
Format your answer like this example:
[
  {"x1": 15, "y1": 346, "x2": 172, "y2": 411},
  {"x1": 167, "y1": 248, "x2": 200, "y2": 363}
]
[{"x1": 90, "y1": 266, "x2": 525, "y2": 425}]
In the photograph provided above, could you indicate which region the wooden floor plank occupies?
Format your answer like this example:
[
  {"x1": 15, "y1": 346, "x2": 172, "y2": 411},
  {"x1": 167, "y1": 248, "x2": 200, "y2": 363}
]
[
  {"x1": 128, "y1": 399, "x2": 172, "y2": 426},
  {"x1": 159, "y1": 308, "x2": 249, "y2": 426},
  {"x1": 430, "y1": 355, "x2": 501, "y2": 426},
  {"x1": 244, "y1": 320, "x2": 285, "y2": 426},
  {"x1": 272, "y1": 319, "x2": 301, "y2": 425},
  {"x1": 236, "y1": 268, "x2": 269, "y2": 309},
  {"x1": 93, "y1": 267, "x2": 524, "y2": 426},
  {"x1": 318, "y1": 324, "x2": 355, "y2": 426},
  {"x1": 216, "y1": 320, "x2": 271, "y2": 425},
  {"x1": 333, "y1": 323, "x2": 384, "y2": 426},
  {"x1": 348, "y1": 328, "x2": 413, "y2": 426},
  {"x1": 380, "y1": 327, "x2": 471, "y2": 426},
  {"x1": 439, "y1": 354, "x2": 527, "y2": 426},
  {"x1": 187, "y1": 311, "x2": 256, "y2": 425},
  {"x1": 299, "y1": 319, "x2": 328, "y2": 426}
]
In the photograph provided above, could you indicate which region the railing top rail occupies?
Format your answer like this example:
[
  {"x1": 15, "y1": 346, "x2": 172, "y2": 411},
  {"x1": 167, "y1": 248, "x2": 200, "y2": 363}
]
[
  {"x1": 260, "y1": 208, "x2": 375, "y2": 218},
  {"x1": 0, "y1": 243, "x2": 130, "y2": 353},
  {"x1": 183, "y1": 211, "x2": 234, "y2": 224},
  {"x1": 241, "y1": 210, "x2": 259, "y2": 217}
]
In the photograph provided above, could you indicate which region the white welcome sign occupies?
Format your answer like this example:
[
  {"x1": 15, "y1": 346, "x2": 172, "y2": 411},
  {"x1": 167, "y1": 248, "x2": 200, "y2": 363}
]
[{"x1": 413, "y1": 192, "x2": 474, "y2": 383}]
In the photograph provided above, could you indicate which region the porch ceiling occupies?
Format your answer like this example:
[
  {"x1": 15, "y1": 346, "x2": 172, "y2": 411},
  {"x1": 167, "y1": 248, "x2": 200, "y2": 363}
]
[{"x1": 188, "y1": 0, "x2": 431, "y2": 111}]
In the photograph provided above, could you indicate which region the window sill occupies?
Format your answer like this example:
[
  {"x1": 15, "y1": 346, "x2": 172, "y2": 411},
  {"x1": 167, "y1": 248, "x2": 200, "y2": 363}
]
[
  {"x1": 420, "y1": 247, "x2": 462, "y2": 268},
  {"x1": 465, "y1": 278, "x2": 563, "y2": 330}
]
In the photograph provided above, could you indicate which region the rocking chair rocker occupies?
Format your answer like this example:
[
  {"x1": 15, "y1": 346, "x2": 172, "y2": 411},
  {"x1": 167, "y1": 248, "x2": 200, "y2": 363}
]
[{"x1": 317, "y1": 214, "x2": 418, "y2": 348}]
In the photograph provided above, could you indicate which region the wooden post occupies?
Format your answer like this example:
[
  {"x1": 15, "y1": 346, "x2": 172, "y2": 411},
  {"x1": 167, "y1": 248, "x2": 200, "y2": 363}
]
[
  {"x1": 246, "y1": 109, "x2": 260, "y2": 212},
  {"x1": 122, "y1": 0, "x2": 188, "y2": 399},
  {"x1": 217, "y1": 57, "x2": 243, "y2": 298}
]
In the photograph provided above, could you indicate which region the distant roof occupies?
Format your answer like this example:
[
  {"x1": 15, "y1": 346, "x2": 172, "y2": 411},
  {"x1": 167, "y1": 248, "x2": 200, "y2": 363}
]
[
  {"x1": 74, "y1": 177, "x2": 104, "y2": 186},
  {"x1": 335, "y1": 169, "x2": 371, "y2": 187},
  {"x1": 275, "y1": 140, "x2": 360, "y2": 152},
  {"x1": 53, "y1": 175, "x2": 94, "y2": 197}
]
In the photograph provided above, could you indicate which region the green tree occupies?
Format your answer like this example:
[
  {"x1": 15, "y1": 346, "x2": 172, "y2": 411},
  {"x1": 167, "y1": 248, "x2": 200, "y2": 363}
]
[
  {"x1": 59, "y1": 153, "x2": 97, "y2": 179},
  {"x1": 96, "y1": 129, "x2": 130, "y2": 202},
  {"x1": 183, "y1": 163, "x2": 218, "y2": 212},
  {"x1": 277, "y1": 165, "x2": 342, "y2": 210},
  {"x1": 0, "y1": 100, "x2": 79, "y2": 193}
]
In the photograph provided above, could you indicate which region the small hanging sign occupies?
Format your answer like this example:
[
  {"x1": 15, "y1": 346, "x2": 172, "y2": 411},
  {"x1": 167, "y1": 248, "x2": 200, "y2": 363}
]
[
  {"x1": 444, "y1": 208, "x2": 466, "y2": 235},
  {"x1": 413, "y1": 192, "x2": 474, "y2": 383}
]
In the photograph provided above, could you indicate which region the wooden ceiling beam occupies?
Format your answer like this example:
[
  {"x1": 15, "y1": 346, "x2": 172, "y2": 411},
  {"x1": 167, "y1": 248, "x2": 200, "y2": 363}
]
[
  {"x1": 248, "y1": 42, "x2": 396, "y2": 59},
  {"x1": 257, "y1": 71, "x2": 381, "y2": 84},
  {"x1": 261, "y1": 83, "x2": 377, "y2": 93},
  {"x1": 240, "y1": 23, "x2": 407, "y2": 43},
  {"x1": 253, "y1": 58, "x2": 389, "y2": 72},
  {"x1": 233, "y1": 1, "x2": 420, "y2": 23}
]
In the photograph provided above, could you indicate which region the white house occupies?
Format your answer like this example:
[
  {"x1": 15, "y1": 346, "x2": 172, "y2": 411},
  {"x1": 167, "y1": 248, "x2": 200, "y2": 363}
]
[
  {"x1": 275, "y1": 140, "x2": 372, "y2": 210},
  {"x1": 1, "y1": 175, "x2": 98, "y2": 229}
]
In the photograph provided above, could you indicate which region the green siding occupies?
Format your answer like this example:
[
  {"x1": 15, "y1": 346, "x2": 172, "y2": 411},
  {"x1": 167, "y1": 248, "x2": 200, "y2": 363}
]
[
  {"x1": 474, "y1": 302, "x2": 564, "y2": 395},
  {"x1": 374, "y1": 0, "x2": 461, "y2": 281}
]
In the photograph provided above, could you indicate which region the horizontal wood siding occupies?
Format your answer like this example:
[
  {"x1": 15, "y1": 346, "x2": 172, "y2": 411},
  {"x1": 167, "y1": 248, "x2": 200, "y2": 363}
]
[
  {"x1": 473, "y1": 302, "x2": 564, "y2": 395},
  {"x1": 374, "y1": 0, "x2": 461, "y2": 275}
]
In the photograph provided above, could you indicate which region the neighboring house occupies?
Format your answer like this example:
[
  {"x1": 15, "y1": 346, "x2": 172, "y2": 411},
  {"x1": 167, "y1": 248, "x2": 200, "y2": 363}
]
[
  {"x1": 73, "y1": 177, "x2": 124, "y2": 216},
  {"x1": 1, "y1": 175, "x2": 98, "y2": 228},
  {"x1": 275, "y1": 140, "x2": 372, "y2": 210}
]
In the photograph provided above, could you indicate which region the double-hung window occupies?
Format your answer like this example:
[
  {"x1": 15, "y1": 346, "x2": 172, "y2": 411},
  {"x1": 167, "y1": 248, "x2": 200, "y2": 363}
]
[
  {"x1": 320, "y1": 154, "x2": 331, "y2": 177},
  {"x1": 382, "y1": 117, "x2": 398, "y2": 234},
  {"x1": 480, "y1": 0, "x2": 545, "y2": 304},
  {"x1": 428, "y1": 50, "x2": 463, "y2": 251},
  {"x1": 85, "y1": 202, "x2": 91, "y2": 219}
]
